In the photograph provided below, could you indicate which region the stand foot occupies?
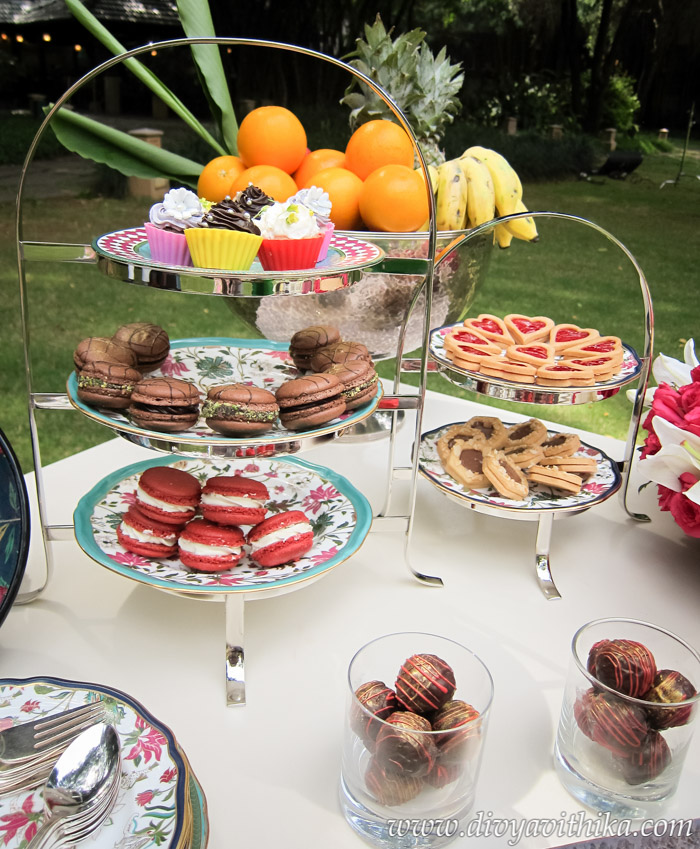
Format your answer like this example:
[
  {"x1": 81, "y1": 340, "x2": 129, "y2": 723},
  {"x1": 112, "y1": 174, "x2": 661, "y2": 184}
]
[
  {"x1": 225, "y1": 595, "x2": 246, "y2": 706},
  {"x1": 535, "y1": 513, "x2": 561, "y2": 600}
]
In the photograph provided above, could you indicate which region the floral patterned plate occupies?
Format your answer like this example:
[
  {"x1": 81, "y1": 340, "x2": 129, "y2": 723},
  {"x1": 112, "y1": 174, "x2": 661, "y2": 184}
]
[
  {"x1": 74, "y1": 455, "x2": 371, "y2": 596},
  {"x1": 419, "y1": 423, "x2": 621, "y2": 515},
  {"x1": 0, "y1": 676, "x2": 188, "y2": 848},
  {"x1": 67, "y1": 337, "x2": 383, "y2": 446}
]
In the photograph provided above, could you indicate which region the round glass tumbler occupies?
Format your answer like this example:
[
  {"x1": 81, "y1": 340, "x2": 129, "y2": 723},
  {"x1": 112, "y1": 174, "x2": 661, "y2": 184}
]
[
  {"x1": 339, "y1": 632, "x2": 494, "y2": 849},
  {"x1": 554, "y1": 617, "x2": 700, "y2": 818}
]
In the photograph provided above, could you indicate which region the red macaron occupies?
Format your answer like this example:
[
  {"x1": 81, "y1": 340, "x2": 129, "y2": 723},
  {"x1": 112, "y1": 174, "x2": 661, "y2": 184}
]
[
  {"x1": 178, "y1": 519, "x2": 246, "y2": 572},
  {"x1": 135, "y1": 466, "x2": 202, "y2": 526},
  {"x1": 200, "y1": 476, "x2": 269, "y2": 526},
  {"x1": 117, "y1": 506, "x2": 180, "y2": 558},
  {"x1": 247, "y1": 510, "x2": 314, "y2": 567}
]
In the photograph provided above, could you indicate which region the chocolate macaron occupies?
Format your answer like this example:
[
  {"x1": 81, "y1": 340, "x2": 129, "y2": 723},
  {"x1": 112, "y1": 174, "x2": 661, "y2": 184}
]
[
  {"x1": 73, "y1": 336, "x2": 137, "y2": 372},
  {"x1": 275, "y1": 373, "x2": 346, "y2": 431},
  {"x1": 135, "y1": 465, "x2": 202, "y2": 526},
  {"x1": 247, "y1": 510, "x2": 314, "y2": 567},
  {"x1": 77, "y1": 360, "x2": 142, "y2": 409},
  {"x1": 128, "y1": 376, "x2": 200, "y2": 432},
  {"x1": 310, "y1": 341, "x2": 372, "y2": 373},
  {"x1": 200, "y1": 476, "x2": 269, "y2": 526},
  {"x1": 117, "y1": 506, "x2": 180, "y2": 558},
  {"x1": 325, "y1": 360, "x2": 379, "y2": 411},
  {"x1": 202, "y1": 384, "x2": 279, "y2": 436},
  {"x1": 289, "y1": 325, "x2": 341, "y2": 371},
  {"x1": 113, "y1": 322, "x2": 170, "y2": 372},
  {"x1": 178, "y1": 519, "x2": 245, "y2": 572}
]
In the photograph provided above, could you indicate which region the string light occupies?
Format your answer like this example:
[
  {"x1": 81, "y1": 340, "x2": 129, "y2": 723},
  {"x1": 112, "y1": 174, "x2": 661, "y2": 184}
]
[
  {"x1": 74, "y1": 44, "x2": 82, "y2": 52},
  {"x1": 42, "y1": 33, "x2": 51, "y2": 42},
  {"x1": 1, "y1": 33, "x2": 9, "y2": 41},
  {"x1": 16, "y1": 34, "x2": 24, "y2": 43},
  {"x1": 150, "y1": 49, "x2": 157, "y2": 56}
]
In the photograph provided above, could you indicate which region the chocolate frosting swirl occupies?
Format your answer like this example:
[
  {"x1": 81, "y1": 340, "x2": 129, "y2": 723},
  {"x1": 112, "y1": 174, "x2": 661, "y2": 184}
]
[
  {"x1": 234, "y1": 185, "x2": 274, "y2": 218},
  {"x1": 201, "y1": 196, "x2": 261, "y2": 235}
]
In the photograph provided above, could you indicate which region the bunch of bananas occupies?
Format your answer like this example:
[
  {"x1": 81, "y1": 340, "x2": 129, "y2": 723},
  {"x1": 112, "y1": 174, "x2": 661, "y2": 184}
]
[{"x1": 423, "y1": 147, "x2": 538, "y2": 247}]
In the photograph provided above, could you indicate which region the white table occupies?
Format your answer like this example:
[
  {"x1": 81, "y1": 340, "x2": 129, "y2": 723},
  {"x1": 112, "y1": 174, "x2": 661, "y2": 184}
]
[{"x1": 5, "y1": 385, "x2": 700, "y2": 848}]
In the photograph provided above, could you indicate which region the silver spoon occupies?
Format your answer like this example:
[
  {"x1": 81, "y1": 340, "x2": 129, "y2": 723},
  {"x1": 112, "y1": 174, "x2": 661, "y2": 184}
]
[{"x1": 26, "y1": 723, "x2": 121, "y2": 849}]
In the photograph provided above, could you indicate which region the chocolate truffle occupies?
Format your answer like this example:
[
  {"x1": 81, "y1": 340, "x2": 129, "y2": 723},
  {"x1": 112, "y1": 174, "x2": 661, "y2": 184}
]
[
  {"x1": 352, "y1": 681, "x2": 399, "y2": 749},
  {"x1": 644, "y1": 669, "x2": 697, "y2": 730},
  {"x1": 375, "y1": 711, "x2": 437, "y2": 778},
  {"x1": 431, "y1": 700, "x2": 481, "y2": 763},
  {"x1": 424, "y1": 761, "x2": 462, "y2": 789},
  {"x1": 395, "y1": 654, "x2": 456, "y2": 714},
  {"x1": 581, "y1": 691, "x2": 648, "y2": 757},
  {"x1": 618, "y1": 731, "x2": 671, "y2": 785},
  {"x1": 587, "y1": 639, "x2": 657, "y2": 698},
  {"x1": 364, "y1": 757, "x2": 423, "y2": 807}
]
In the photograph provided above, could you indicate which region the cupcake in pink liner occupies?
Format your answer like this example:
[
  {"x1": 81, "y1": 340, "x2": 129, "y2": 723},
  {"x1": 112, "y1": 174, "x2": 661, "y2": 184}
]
[
  {"x1": 185, "y1": 194, "x2": 263, "y2": 271},
  {"x1": 290, "y1": 186, "x2": 335, "y2": 261},
  {"x1": 145, "y1": 187, "x2": 206, "y2": 266},
  {"x1": 256, "y1": 200, "x2": 324, "y2": 271}
]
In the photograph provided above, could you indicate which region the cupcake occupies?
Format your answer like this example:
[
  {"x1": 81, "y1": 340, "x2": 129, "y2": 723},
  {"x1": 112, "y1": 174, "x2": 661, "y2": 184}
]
[
  {"x1": 185, "y1": 194, "x2": 263, "y2": 271},
  {"x1": 290, "y1": 186, "x2": 334, "y2": 261},
  {"x1": 256, "y1": 200, "x2": 324, "y2": 271},
  {"x1": 145, "y1": 187, "x2": 205, "y2": 266}
]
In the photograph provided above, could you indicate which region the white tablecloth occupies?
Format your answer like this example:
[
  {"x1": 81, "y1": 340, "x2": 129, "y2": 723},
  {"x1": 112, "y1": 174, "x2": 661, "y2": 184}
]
[{"x1": 5, "y1": 384, "x2": 700, "y2": 848}]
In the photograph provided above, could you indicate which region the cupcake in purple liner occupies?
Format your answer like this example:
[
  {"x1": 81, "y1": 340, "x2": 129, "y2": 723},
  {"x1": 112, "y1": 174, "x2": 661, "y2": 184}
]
[
  {"x1": 185, "y1": 194, "x2": 263, "y2": 271},
  {"x1": 256, "y1": 200, "x2": 324, "y2": 271},
  {"x1": 290, "y1": 186, "x2": 334, "y2": 262},
  {"x1": 145, "y1": 187, "x2": 205, "y2": 266}
]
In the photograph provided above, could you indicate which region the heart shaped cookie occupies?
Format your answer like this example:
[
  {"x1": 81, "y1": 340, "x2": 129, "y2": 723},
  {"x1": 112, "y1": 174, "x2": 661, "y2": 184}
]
[
  {"x1": 463, "y1": 314, "x2": 513, "y2": 347},
  {"x1": 561, "y1": 354, "x2": 619, "y2": 380},
  {"x1": 445, "y1": 330, "x2": 501, "y2": 357},
  {"x1": 549, "y1": 324, "x2": 600, "y2": 353},
  {"x1": 564, "y1": 336, "x2": 623, "y2": 363},
  {"x1": 504, "y1": 314, "x2": 554, "y2": 345},
  {"x1": 446, "y1": 344, "x2": 500, "y2": 370},
  {"x1": 506, "y1": 343, "x2": 555, "y2": 366},
  {"x1": 479, "y1": 356, "x2": 537, "y2": 384},
  {"x1": 536, "y1": 362, "x2": 596, "y2": 387}
]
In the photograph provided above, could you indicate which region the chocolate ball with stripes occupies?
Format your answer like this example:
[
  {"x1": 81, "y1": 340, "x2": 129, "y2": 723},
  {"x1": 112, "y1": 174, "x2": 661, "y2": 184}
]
[
  {"x1": 375, "y1": 711, "x2": 437, "y2": 778},
  {"x1": 352, "y1": 681, "x2": 399, "y2": 750},
  {"x1": 395, "y1": 653, "x2": 456, "y2": 714},
  {"x1": 587, "y1": 639, "x2": 657, "y2": 698}
]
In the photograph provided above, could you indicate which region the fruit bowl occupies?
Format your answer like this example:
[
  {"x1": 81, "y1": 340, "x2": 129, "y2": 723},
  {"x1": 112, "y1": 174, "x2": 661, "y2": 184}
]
[{"x1": 225, "y1": 228, "x2": 493, "y2": 361}]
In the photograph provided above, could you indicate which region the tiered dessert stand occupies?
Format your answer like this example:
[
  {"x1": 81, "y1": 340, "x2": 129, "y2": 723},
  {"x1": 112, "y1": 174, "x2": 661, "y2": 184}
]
[{"x1": 15, "y1": 39, "x2": 653, "y2": 706}]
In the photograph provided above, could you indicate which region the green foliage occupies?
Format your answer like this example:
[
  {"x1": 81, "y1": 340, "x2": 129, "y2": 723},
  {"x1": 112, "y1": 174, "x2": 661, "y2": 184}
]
[
  {"x1": 469, "y1": 72, "x2": 576, "y2": 133},
  {"x1": 601, "y1": 73, "x2": 640, "y2": 134},
  {"x1": 0, "y1": 114, "x2": 65, "y2": 166}
]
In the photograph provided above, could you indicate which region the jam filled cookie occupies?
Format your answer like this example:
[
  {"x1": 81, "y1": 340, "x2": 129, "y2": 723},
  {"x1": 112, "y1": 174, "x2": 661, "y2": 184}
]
[
  {"x1": 560, "y1": 354, "x2": 619, "y2": 381},
  {"x1": 539, "y1": 454, "x2": 598, "y2": 478},
  {"x1": 443, "y1": 441, "x2": 490, "y2": 490},
  {"x1": 504, "y1": 315, "x2": 554, "y2": 345},
  {"x1": 482, "y1": 452, "x2": 530, "y2": 500},
  {"x1": 506, "y1": 343, "x2": 555, "y2": 367},
  {"x1": 444, "y1": 329, "x2": 500, "y2": 356},
  {"x1": 503, "y1": 418, "x2": 548, "y2": 450},
  {"x1": 549, "y1": 325, "x2": 600, "y2": 354},
  {"x1": 564, "y1": 336, "x2": 623, "y2": 363},
  {"x1": 437, "y1": 425, "x2": 488, "y2": 466},
  {"x1": 536, "y1": 362, "x2": 596, "y2": 387},
  {"x1": 462, "y1": 314, "x2": 513, "y2": 347},
  {"x1": 504, "y1": 443, "x2": 545, "y2": 469},
  {"x1": 541, "y1": 432, "x2": 580, "y2": 457},
  {"x1": 526, "y1": 464, "x2": 582, "y2": 494},
  {"x1": 479, "y1": 356, "x2": 537, "y2": 384},
  {"x1": 446, "y1": 345, "x2": 500, "y2": 371}
]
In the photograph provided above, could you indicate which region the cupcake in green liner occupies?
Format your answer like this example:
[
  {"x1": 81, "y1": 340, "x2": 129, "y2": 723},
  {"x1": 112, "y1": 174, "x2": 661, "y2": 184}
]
[
  {"x1": 256, "y1": 200, "x2": 324, "y2": 271},
  {"x1": 185, "y1": 194, "x2": 263, "y2": 270}
]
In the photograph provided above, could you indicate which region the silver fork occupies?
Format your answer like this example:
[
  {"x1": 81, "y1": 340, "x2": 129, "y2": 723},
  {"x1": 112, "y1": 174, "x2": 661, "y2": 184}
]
[{"x1": 0, "y1": 702, "x2": 106, "y2": 767}]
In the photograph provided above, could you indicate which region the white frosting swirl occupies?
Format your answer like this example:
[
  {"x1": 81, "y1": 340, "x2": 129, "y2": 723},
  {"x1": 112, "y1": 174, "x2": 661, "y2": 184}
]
[
  {"x1": 149, "y1": 187, "x2": 205, "y2": 232},
  {"x1": 290, "y1": 186, "x2": 332, "y2": 224},
  {"x1": 256, "y1": 202, "x2": 322, "y2": 240}
]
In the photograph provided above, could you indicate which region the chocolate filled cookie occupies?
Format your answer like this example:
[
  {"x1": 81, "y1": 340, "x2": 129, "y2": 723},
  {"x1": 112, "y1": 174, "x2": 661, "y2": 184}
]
[
  {"x1": 541, "y1": 432, "x2": 580, "y2": 457},
  {"x1": 443, "y1": 441, "x2": 490, "y2": 489},
  {"x1": 457, "y1": 416, "x2": 508, "y2": 450},
  {"x1": 482, "y1": 451, "x2": 530, "y2": 500},
  {"x1": 504, "y1": 443, "x2": 545, "y2": 469},
  {"x1": 502, "y1": 418, "x2": 547, "y2": 450},
  {"x1": 437, "y1": 425, "x2": 487, "y2": 466}
]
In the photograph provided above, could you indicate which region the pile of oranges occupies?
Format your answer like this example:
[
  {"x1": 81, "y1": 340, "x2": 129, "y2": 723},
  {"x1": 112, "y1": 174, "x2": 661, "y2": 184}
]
[{"x1": 196, "y1": 106, "x2": 429, "y2": 233}]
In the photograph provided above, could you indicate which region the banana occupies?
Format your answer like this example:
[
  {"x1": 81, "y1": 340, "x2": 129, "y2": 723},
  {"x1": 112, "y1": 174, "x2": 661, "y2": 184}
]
[
  {"x1": 415, "y1": 164, "x2": 439, "y2": 194},
  {"x1": 494, "y1": 223, "x2": 513, "y2": 249},
  {"x1": 502, "y1": 199, "x2": 539, "y2": 242},
  {"x1": 463, "y1": 146, "x2": 522, "y2": 216},
  {"x1": 458, "y1": 155, "x2": 496, "y2": 228},
  {"x1": 435, "y1": 159, "x2": 467, "y2": 231}
]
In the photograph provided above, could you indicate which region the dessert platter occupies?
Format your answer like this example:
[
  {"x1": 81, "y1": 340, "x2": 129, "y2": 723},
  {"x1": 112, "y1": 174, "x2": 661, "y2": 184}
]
[
  {"x1": 73, "y1": 454, "x2": 372, "y2": 599},
  {"x1": 67, "y1": 337, "x2": 384, "y2": 457},
  {"x1": 0, "y1": 676, "x2": 208, "y2": 848}
]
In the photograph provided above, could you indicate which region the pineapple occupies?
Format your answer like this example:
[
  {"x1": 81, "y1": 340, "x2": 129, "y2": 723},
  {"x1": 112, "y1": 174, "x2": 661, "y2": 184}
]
[{"x1": 341, "y1": 16, "x2": 464, "y2": 167}]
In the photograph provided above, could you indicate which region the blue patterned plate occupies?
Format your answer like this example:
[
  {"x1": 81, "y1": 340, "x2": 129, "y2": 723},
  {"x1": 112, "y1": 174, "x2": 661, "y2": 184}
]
[
  {"x1": 0, "y1": 429, "x2": 30, "y2": 629},
  {"x1": 74, "y1": 455, "x2": 372, "y2": 595}
]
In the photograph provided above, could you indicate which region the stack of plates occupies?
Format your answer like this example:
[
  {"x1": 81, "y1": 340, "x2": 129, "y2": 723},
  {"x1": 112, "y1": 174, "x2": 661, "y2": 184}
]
[{"x1": 0, "y1": 676, "x2": 208, "y2": 848}]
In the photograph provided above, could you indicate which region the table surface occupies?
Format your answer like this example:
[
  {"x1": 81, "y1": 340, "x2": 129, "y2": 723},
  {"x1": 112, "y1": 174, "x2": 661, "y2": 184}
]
[{"x1": 5, "y1": 384, "x2": 700, "y2": 849}]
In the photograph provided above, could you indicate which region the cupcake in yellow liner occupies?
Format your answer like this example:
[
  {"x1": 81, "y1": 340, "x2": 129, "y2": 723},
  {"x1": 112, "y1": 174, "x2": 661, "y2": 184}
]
[
  {"x1": 256, "y1": 200, "x2": 324, "y2": 271},
  {"x1": 186, "y1": 195, "x2": 264, "y2": 270}
]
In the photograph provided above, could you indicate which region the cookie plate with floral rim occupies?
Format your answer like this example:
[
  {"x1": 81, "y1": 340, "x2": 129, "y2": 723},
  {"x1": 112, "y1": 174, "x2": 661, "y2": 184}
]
[
  {"x1": 419, "y1": 422, "x2": 621, "y2": 518},
  {"x1": 67, "y1": 338, "x2": 383, "y2": 458},
  {"x1": 0, "y1": 676, "x2": 192, "y2": 848},
  {"x1": 73, "y1": 454, "x2": 372, "y2": 598}
]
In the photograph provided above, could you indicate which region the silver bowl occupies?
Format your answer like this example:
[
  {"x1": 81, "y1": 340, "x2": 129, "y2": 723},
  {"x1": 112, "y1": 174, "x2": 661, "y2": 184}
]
[{"x1": 226, "y1": 229, "x2": 493, "y2": 361}]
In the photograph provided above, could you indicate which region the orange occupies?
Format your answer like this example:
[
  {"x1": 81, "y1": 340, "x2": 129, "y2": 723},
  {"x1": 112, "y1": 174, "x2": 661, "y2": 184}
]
[
  {"x1": 293, "y1": 148, "x2": 346, "y2": 189},
  {"x1": 197, "y1": 155, "x2": 246, "y2": 202},
  {"x1": 230, "y1": 165, "x2": 298, "y2": 202},
  {"x1": 345, "y1": 120, "x2": 415, "y2": 181},
  {"x1": 303, "y1": 167, "x2": 363, "y2": 231},
  {"x1": 236, "y1": 106, "x2": 307, "y2": 174},
  {"x1": 359, "y1": 164, "x2": 430, "y2": 232}
]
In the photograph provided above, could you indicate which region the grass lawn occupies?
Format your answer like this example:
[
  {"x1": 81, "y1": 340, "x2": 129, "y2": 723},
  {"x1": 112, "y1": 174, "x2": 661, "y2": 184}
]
[{"x1": 2, "y1": 138, "x2": 699, "y2": 473}]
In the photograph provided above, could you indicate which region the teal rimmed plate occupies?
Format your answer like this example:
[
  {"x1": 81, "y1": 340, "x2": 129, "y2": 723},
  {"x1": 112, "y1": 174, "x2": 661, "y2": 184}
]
[
  {"x1": 67, "y1": 337, "x2": 383, "y2": 447},
  {"x1": 74, "y1": 455, "x2": 371, "y2": 596},
  {"x1": 0, "y1": 676, "x2": 188, "y2": 848}
]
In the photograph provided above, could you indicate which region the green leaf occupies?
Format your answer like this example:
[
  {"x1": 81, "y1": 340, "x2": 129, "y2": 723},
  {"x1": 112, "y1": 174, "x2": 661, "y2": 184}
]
[
  {"x1": 65, "y1": 0, "x2": 226, "y2": 156},
  {"x1": 176, "y1": 0, "x2": 238, "y2": 154},
  {"x1": 45, "y1": 108, "x2": 203, "y2": 186}
]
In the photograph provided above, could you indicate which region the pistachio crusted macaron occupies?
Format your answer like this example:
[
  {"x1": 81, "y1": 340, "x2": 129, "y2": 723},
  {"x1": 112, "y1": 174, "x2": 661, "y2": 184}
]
[
  {"x1": 202, "y1": 384, "x2": 279, "y2": 436},
  {"x1": 77, "y1": 360, "x2": 142, "y2": 409},
  {"x1": 325, "y1": 360, "x2": 379, "y2": 411}
]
